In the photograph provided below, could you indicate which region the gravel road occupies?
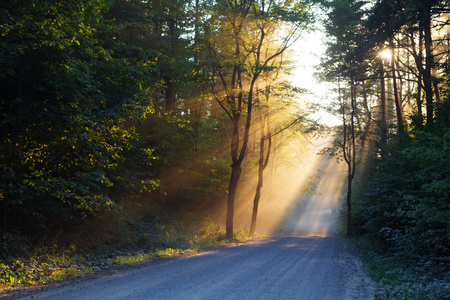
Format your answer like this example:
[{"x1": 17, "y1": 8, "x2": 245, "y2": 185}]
[
  {"x1": 4, "y1": 158, "x2": 376, "y2": 300},
  {"x1": 4, "y1": 231, "x2": 375, "y2": 300}
]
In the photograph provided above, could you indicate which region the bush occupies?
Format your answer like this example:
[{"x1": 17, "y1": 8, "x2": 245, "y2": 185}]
[{"x1": 354, "y1": 99, "x2": 450, "y2": 278}]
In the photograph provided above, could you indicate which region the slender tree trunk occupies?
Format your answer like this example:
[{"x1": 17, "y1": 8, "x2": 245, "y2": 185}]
[
  {"x1": 410, "y1": 28, "x2": 424, "y2": 123},
  {"x1": 226, "y1": 112, "x2": 241, "y2": 239},
  {"x1": 422, "y1": 8, "x2": 434, "y2": 126},
  {"x1": 338, "y1": 77, "x2": 360, "y2": 237},
  {"x1": 249, "y1": 165, "x2": 263, "y2": 235},
  {"x1": 165, "y1": 79, "x2": 176, "y2": 111},
  {"x1": 417, "y1": 72, "x2": 423, "y2": 119},
  {"x1": 379, "y1": 60, "x2": 388, "y2": 157},
  {"x1": 346, "y1": 170, "x2": 353, "y2": 236},
  {"x1": 249, "y1": 111, "x2": 272, "y2": 235},
  {"x1": 192, "y1": 0, "x2": 204, "y2": 137},
  {"x1": 395, "y1": 52, "x2": 406, "y2": 131},
  {"x1": 226, "y1": 162, "x2": 241, "y2": 239},
  {"x1": 347, "y1": 80, "x2": 357, "y2": 236},
  {"x1": 389, "y1": 42, "x2": 404, "y2": 136},
  {"x1": 225, "y1": 76, "x2": 256, "y2": 239},
  {"x1": 223, "y1": 15, "x2": 246, "y2": 240}
]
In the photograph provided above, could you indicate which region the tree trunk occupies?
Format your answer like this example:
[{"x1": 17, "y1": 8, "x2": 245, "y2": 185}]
[
  {"x1": 422, "y1": 8, "x2": 434, "y2": 126},
  {"x1": 225, "y1": 76, "x2": 255, "y2": 240},
  {"x1": 346, "y1": 170, "x2": 353, "y2": 236},
  {"x1": 417, "y1": 27, "x2": 424, "y2": 120},
  {"x1": 226, "y1": 161, "x2": 241, "y2": 239},
  {"x1": 226, "y1": 112, "x2": 241, "y2": 239},
  {"x1": 249, "y1": 112, "x2": 272, "y2": 235},
  {"x1": 395, "y1": 53, "x2": 406, "y2": 131},
  {"x1": 389, "y1": 42, "x2": 404, "y2": 136},
  {"x1": 165, "y1": 79, "x2": 176, "y2": 111},
  {"x1": 410, "y1": 28, "x2": 424, "y2": 124},
  {"x1": 249, "y1": 167, "x2": 263, "y2": 235},
  {"x1": 347, "y1": 79, "x2": 357, "y2": 237},
  {"x1": 249, "y1": 127, "x2": 265, "y2": 235},
  {"x1": 379, "y1": 60, "x2": 388, "y2": 158}
]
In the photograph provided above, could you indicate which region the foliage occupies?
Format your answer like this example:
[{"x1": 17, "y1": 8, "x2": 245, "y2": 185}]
[
  {"x1": 182, "y1": 157, "x2": 231, "y2": 204},
  {"x1": 318, "y1": 0, "x2": 450, "y2": 288},
  {"x1": 207, "y1": 0, "x2": 313, "y2": 238},
  {"x1": 0, "y1": 0, "x2": 162, "y2": 234},
  {"x1": 353, "y1": 93, "x2": 450, "y2": 284},
  {"x1": 1, "y1": 207, "x2": 258, "y2": 294},
  {"x1": 355, "y1": 237, "x2": 450, "y2": 300},
  {"x1": 320, "y1": 0, "x2": 450, "y2": 285},
  {"x1": 0, "y1": 0, "x2": 314, "y2": 247}
]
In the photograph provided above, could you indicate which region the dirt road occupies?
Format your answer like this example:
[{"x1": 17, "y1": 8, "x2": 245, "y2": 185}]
[
  {"x1": 5, "y1": 158, "x2": 375, "y2": 299},
  {"x1": 5, "y1": 233, "x2": 374, "y2": 299}
]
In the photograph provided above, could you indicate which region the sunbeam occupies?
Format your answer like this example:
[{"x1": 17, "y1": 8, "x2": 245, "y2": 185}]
[
  {"x1": 225, "y1": 133, "x2": 346, "y2": 237},
  {"x1": 283, "y1": 156, "x2": 346, "y2": 237}
]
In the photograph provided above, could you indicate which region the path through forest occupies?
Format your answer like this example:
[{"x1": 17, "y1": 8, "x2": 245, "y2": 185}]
[
  {"x1": 5, "y1": 231, "x2": 375, "y2": 299},
  {"x1": 5, "y1": 157, "x2": 376, "y2": 300}
]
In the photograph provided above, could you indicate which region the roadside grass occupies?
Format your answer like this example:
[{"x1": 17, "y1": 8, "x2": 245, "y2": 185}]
[
  {"x1": 354, "y1": 237, "x2": 450, "y2": 300},
  {"x1": 336, "y1": 202, "x2": 449, "y2": 300},
  {"x1": 0, "y1": 208, "x2": 260, "y2": 294}
]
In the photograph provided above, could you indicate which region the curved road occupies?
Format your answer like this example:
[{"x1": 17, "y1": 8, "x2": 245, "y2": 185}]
[
  {"x1": 5, "y1": 159, "x2": 375, "y2": 299},
  {"x1": 5, "y1": 232, "x2": 374, "y2": 300}
]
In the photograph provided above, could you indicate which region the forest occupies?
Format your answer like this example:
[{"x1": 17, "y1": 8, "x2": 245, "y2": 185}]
[{"x1": 1, "y1": 0, "x2": 449, "y2": 298}]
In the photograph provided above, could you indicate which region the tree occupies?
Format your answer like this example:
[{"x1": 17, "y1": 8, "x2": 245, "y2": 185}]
[
  {"x1": 248, "y1": 53, "x2": 307, "y2": 235},
  {"x1": 0, "y1": 0, "x2": 159, "y2": 233},
  {"x1": 319, "y1": 0, "x2": 370, "y2": 235},
  {"x1": 319, "y1": 0, "x2": 450, "y2": 287},
  {"x1": 354, "y1": 66, "x2": 450, "y2": 273},
  {"x1": 338, "y1": 76, "x2": 364, "y2": 236},
  {"x1": 207, "y1": 0, "x2": 311, "y2": 238},
  {"x1": 364, "y1": 0, "x2": 450, "y2": 128}
]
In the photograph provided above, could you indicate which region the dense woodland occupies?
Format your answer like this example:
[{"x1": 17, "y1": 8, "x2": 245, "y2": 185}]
[
  {"x1": 1, "y1": 0, "x2": 312, "y2": 248},
  {"x1": 1, "y1": 0, "x2": 450, "y2": 296},
  {"x1": 320, "y1": 0, "x2": 450, "y2": 280}
]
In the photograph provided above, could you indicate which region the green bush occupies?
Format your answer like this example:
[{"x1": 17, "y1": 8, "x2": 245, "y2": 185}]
[{"x1": 354, "y1": 98, "x2": 450, "y2": 277}]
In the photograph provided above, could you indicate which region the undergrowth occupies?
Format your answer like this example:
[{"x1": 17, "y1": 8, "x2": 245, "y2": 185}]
[
  {"x1": 354, "y1": 236, "x2": 450, "y2": 300},
  {"x1": 0, "y1": 207, "x2": 260, "y2": 294}
]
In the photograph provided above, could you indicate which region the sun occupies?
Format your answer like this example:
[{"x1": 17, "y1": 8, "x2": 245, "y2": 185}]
[{"x1": 379, "y1": 49, "x2": 392, "y2": 60}]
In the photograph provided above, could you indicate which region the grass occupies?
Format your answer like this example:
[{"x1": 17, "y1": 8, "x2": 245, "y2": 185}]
[
  {"x1": 0, "y1": 208, "x2": 261, "y2": 294},
  {"x1": 354, "y1": 236, "x2": 450, "y2": 300}
]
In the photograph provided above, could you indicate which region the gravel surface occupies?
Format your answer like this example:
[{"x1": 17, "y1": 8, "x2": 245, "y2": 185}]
[
  {"x1": 3, "y1": 159, "x2": 376, "y2": 300},
  {"x1": 4, "y1": 231, "x2": 375, "y2": 300}
]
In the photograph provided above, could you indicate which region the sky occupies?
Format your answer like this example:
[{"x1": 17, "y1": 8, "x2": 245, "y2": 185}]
[{"x1": 291, "y1": 28, "x2": 341, "y2": 126}]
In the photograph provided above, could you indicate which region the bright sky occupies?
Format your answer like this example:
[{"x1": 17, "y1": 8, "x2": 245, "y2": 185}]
[{"x1": 291, "y1": 28, "x2": 341, "y2": 127}]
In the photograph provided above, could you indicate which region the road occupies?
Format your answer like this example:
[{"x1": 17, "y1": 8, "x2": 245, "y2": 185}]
[
  {"x1": 5, "y1": 231, "x2": 374, "y2": 299},
  {"x1": 5, "y1": 159, "x2": 375, "y2": 299}
]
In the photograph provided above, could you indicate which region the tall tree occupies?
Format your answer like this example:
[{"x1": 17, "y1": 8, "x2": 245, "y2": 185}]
[
  {"x1": 0, "y1": 0, "x2": 159, "y2": 233},
  {"x1": 319, "y1": 0, "x2": 370, "y2": 235},
  {"x1": 389, "y1": 39, "x2": 405, "y2": 136},
  {"x1": 207, "y1": 0, "x2": 311, "y2": 238},
  {"x1": 364, "y1": 0, "x2": 450, "y2": 128},
  {"x1": 249, "y1": 80, "x2": 305, "y2": 235},
  {"x1": 340, "y1": 77, "x2": 361, "y2": 236}
]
